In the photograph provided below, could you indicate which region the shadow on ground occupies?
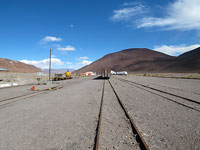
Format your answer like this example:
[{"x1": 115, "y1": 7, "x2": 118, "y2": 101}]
[{"x1": 93, "y1": 76, "x2": 110, "y2": 80}]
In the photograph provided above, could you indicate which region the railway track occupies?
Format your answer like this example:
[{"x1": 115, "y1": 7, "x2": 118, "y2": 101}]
[
  {"x1": 135, "y1": 80, "x2": 200, "y2": 96},
  {"x1": 0, "y1": 85, "x2": 63, "y2": 106},
  {"x1": 115, "y1": 77, "x2": 200, "y2": 112},
  {"x1": 93, "y1": 79, "x2": 149, "y2": 150}
]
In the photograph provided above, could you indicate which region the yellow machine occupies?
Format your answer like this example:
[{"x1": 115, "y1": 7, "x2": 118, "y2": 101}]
[
  {"x1": 65, "y1": 71, "x2": 71, "y2": 77},
  {"x1": 53, "y1": 71, "x2": 72, "y2": 81}
]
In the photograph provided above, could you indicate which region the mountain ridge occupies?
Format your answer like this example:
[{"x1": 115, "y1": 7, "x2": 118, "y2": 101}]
[
  {"x1": 0, "y1": 58, "x2": 41, "y2": 73},
  {"x1": 73, "y1": 47, "x2": 200, "y2": 74}
]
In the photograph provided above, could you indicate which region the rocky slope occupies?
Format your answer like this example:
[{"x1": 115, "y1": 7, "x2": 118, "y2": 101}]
[
  {"x1": 73, "y1": 47, "x2": 200, "y2": 74},
  {"x1": 0, "y1": 58, "x2": 41, "y2": 73},
  {"x1": 164, "y1": 47, "x2": 200, "y2": 72},
  {"x1": 74, "y1": 48, "x2": 175, "y2": 74}
]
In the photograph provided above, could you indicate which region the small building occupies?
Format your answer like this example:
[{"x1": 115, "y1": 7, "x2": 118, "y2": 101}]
[
  {"x1": 0, "y1": 68, "x2": 8, "y2": 72},
  {"x1": 85, "y1": 72, "x2": 96, "y2": 76}
]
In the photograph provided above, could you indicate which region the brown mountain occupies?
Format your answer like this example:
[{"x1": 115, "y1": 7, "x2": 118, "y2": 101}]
[
  {"x1": 73, "y1": 48, "x2": 200, "y2": 74},
  {"x1": 0, "y1": 58, "x2": 41, "y2": 73},
  {"x1": 164, "y1": 47, "x2": 200, "y2": 72},
  {"x1": 73, "y1": 48, "x2": 175, "y2": 74}
]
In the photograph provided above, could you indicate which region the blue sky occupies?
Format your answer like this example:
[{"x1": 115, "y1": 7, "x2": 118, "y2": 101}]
[{"x1": 0, "y1": 0, "x2": 200, "y2": 69}]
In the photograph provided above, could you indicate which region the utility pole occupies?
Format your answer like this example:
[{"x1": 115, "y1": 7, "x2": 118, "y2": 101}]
[{"x1": 49, "y1": 48, "x2": 51, "y2": 81}]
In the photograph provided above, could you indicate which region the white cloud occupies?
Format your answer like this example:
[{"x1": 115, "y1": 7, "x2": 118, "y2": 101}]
[
  {"x1": 20, "y1": 58, "x2": 64, "y2": 69},
  {"x1": 79, "y1": 56, "x2": 89, "y2": 60},
  {"x1": 66, "y1": 62, "x2": 72, "y2": 64},
  {"x1": 66, "y1": 64, "x2": 81, "y2": 70},
  {"x1": 57, "y1": 45, "x2": 75, "y2": 51},
  {"x1": 154, "y1": 44, "x2": 200, "y2": 55},
  {"x1": 67, "y1": 60, "x2": 93, "y2": 70},
  {"x1": 137, "y1": 0, "x2": 200, "y2": 30},
  {"x1": 41, "y1": 36, "x2": 62, "y2": 43},
  {"x1": 111, "y1": 3, "x2": 146, "y2": 21},
  {"x1": 123, "y1": 2, "x2": 141, "y2": 6},
  {"x1": 80, "y1": 60, "x2": 92, "y2": 65}
]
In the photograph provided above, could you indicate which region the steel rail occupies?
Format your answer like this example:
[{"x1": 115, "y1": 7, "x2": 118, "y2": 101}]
[
  {"x1": 116, "y1": 77, "x2": 200, "y2": 112},
  {"x1": 93, "y1": 80, "x2": 105, "y2": 150},
  {"x1": 139, "y1": 81, "x2": 200, "y2": 96},
  {"x1": 0, "y1": 85, "x2": 63, "y2": 106},
  {"x1": 108, "y1": 79, "x2": 149, "y2": 150},
  {"x1": 117, "y1": 78, "x2": 200, "y2": 105}
]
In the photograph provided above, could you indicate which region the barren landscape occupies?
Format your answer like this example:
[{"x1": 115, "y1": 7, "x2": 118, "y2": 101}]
[
  {"x1": 0, "y1": 75, "x2": 199, "y2": 150},
  {"x1": 1, "y1": 0, "x2": 200, "y2": 149}
]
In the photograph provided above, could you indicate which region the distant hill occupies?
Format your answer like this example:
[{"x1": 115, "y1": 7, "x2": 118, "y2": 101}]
[
  {"x1": 164, "y1": 47, "x2": 200, "y2": 72},
  {"x1": 0, "y1": 58, "x2": 41, "y2": 73},
  {"x1": 42, "y1": 68, "x2": 74, "y2": 74},
  {"x1": 73, "y1": 48, "x2": 200, "y2": 74}
]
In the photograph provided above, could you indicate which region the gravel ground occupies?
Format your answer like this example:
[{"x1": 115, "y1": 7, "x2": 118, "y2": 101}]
[
  {"x1": 123, "y1": 75, "x2": 200, "y2": 102},
  {"x1": 0, "y1": 77, "x2": 102, "y2": 150},
  {"x1": 99, "y1": 80, "x2": 139, "y2": 150},
  {"x1": 0, "y1": 83, "x2": 59, "y2": 102},
  {"x1": 1, "y1": 75, "x2": 200, "y2": 150},
  {"x1": 110, "y1": 77, "x2": 200, "y2": 150},
  {"x1": 0, "y1": 78, "x2": 90, "y2": 102},
  {"x1": 114, "y1": 77, "x2": 200, "y2": 112}
]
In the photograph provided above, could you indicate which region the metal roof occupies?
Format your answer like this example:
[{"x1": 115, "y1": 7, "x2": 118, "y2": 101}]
[{"x1": 0, "y1": 68, "x2": 8, "y2": 71}]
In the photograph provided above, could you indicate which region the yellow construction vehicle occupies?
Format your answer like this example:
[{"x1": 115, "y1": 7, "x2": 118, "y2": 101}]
[
  {"x1": 65, "y1": 71, "x2": 71, "y2": 77},
  {"x1": 53, "y1": 71, "x2": 72, "y2": 81}
]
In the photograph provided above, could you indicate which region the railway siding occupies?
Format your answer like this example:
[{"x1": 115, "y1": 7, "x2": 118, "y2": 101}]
[
  {"x1": 98, "y1": 80, "x2": 139, "y2": 150},
  {"x1": 121, "y1": 76, "x2": 200, "y2": 102},
  {"x1": 116, "y1": 77, "x2": 200, "y2": 112},
  {"x1": 110, "y1": 77, "x2": 200, "y2": 149}
]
